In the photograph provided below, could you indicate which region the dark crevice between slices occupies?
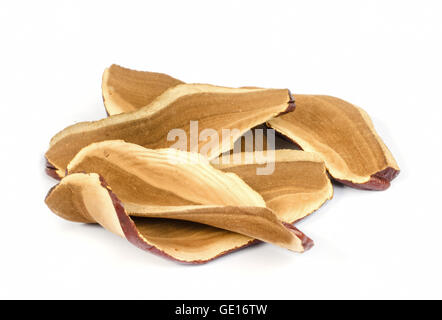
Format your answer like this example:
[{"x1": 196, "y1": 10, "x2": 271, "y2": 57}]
[
  {"x1": 45, "y1": 159, "x2": 62, "y2": 180},
  {"x1": 46, "y1": 163, "x2": 59, "y2": 180}
]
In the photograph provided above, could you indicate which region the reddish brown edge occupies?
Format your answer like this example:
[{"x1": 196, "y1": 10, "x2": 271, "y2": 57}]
[
  {"x1": 102, "y1": 181, "x2": 254, "y2": 264},
  {"x1": 45, "y1": 159, "x2": 62, "y2": 181},
  {"x1": 278, "y1": 90, "x2": 296, "y2": 116},
  {"x1": 283, "y1": 222, "x2": 314, "y2": 251},
  {"x1": 333, "y1": 167, "x2": 399, "y2": 191},
  {"x1": 271, "y1": 129, "x2": 400, "y2": 191}
]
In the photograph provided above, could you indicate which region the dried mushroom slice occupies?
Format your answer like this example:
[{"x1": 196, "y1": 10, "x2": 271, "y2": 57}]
[
  {"x1": 101, "y1": 65, "x2": 266, "y2": 116},
  {"x1": 67, "y1": 140, "x2": 266, "y2": 208},
  {"x1": 214, "y1": 150, "x2": 333, "y2": 223},
  {"x1": 45, "y1": 173, "x2": 313, "y2": 263},
  {"x1": 122, "y1": 205, "x2": 311, "y2": 252},
  {"x1": 46, "y1": 83, "x2": 294, "y2": 178},
  {"x1": 267, "y1": 95, "x2": 400, "y2": 190},
  {"x1": 102, "y1": 64, "x2": 184, "y2": 116}
]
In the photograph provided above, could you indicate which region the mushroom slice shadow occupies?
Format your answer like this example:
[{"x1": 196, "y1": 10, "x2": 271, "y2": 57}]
[
  {"x1": 45, "y1": 173, "x2": 313, "y2": 263},
  {"x1": 267, "y1": 95, "x2": 400, "y2": 190}
]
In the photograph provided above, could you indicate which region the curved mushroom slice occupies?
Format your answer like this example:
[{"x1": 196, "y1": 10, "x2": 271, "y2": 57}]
[
  {"x1": 267, "y1": 95, "x2": 400, "y2": 190},
  {"x1": 45, "y1": 173, "x2": 313, "y2": 263},
  {"x1": 214, "y1": 150, "x2": 333, "y2": 223},
  {"x1": 102, "y1": 64, "x2": 184, "y2": 116},
  {"x1": 226, "y1": 125, "x2": 270, "y2": 154},
  {"x1": 46, "y1": 84, "x2": 294, "y2": 178},
  {"x1": 67, "y1": 140, "x2": 266, "y2": 208},
  {"x1": 101, "y1": 65, "x2": 267, "y2": 117},
  {"x1": 124, "y1": 205, "x2": 311, "y2": 252}
]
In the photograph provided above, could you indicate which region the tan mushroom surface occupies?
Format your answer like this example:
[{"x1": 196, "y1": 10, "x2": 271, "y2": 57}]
[
  {"x1": 66, "y1": 140, "x2": 266, "y2": 208},
  {"x1": 102, "y1": 64, "x2": 184, "y2": 115},
  {"x1": 215, "y1": 150, "x2": 333, "y2": 223},
  {"x1": 268, "y1": 95, "x2": 400, "y2": 190},
  {"x1": 46, "y1": 83, "x2": 294, "y2": 178},
  {"x1": 101, "y1": 66, "x2": 399, "y2": 191}
]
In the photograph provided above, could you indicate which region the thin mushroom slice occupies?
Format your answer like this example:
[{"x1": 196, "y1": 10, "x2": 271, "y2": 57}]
[
  {"x1": 102, "y1": 64, "x2": 184, "y2": 116},
  {"x1": 46, "y1": 83, "x2": 294, "y2": 178},
  {"x1": 267, "y1": 95, "x2": 400, "y2": 190},
  {"x1": 101, "y1": 65, "x2": 267, "y2": 117},
  {"x1": 214, "y1": 150, "x2": 333, "y2": 223},
  {"x1": 45, "y1": 173, "x2": 313, "y2": 263},
  {"x1": 67, "y1": 140, "x2": 266, "y2": 208},
  {"x1": 123, "y1": 205, "x2": 311, "y2": 253}
]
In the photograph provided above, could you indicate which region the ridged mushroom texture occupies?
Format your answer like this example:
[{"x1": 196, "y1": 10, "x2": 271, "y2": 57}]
[
  {"x1": 214, "y1": 150, "x2": 333, "y2": 223},
  {"x1": 46, "y1": 82, "x2": 294, "y2": 179},
  {"x1": 267, "y1": 95, "x2": 399, "y2": 190},
  {"x1": 100, "y1": 65, "x2": 399, "y2": 191},
  {"x1": 102, "y1": 64, "x2": 184, "y2": 115},
  {"x1": 45, "y1": 170, "x2": 313, "y2": 263},
  {"x1": 43, "y1": 65, "x2": 401, "y2": 264}
]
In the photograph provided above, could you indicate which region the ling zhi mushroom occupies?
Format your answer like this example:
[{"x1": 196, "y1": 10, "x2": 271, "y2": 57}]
[
  {"x1": 46, "y1": 81, "x2": 294, "y2": 179},
  {"x1": 102, "y1": 64, "x2": 399, "y2": 190},
  {"x1": 46, "y1": 142, "x2": 315, "y2": 263},
  {"x1": 44, "y1": 65, "x2": 399, "y2": 263}
]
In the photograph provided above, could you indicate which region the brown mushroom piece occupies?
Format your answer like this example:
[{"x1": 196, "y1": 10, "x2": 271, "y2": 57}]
[
  {"x1": 214, "y1": 150, "x2": 333, "y2": 223},
  {"x1": 267, "y1": 95, "x2": 400, "y2": 190},
  {"x1": 45, "y1": 173, "x2": 313, "y2": 263},
  {"x1": 101, "y1": 65, "x2": 275, "y2": 117},
  {"x1": 66, "y1": 140, "x2": 267, "y2": 208},
  {"x1": 102, "y1": 64, "x2": 184, "y2": 115},
  {"x1": 46, "y1": 83, "x2": 294, "y2": 179}
]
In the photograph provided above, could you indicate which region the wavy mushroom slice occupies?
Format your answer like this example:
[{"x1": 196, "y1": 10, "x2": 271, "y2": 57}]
[
  {"x1": 214, "y1": 150, "x2": 333, "y2": 223},
  {"x1": 267, "y1": 95, "x2": 400, "y2": 190},
  {"x1": 101, "y1": 65, "x2": 266, "y2": 116},
  {"x1": 46, "y1": 83, "x2": 294, "y2": 178},
  {"x1": 125, "y1": 205, "x2": 312, "y2": 253},
  {"x1": 45, "y1": 173, "x2": 313, "y2": 263},
  {"x1": 102, "y1": 64, "x2": 184, "y2": 115},
  {"x1": 67, "y1": 140, "x2": 266, "y2": 208}
]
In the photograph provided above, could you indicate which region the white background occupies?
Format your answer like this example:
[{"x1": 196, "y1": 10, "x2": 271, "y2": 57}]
[{"x1": 1, "y1": 0, "x2": 441, "y2": 300}]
